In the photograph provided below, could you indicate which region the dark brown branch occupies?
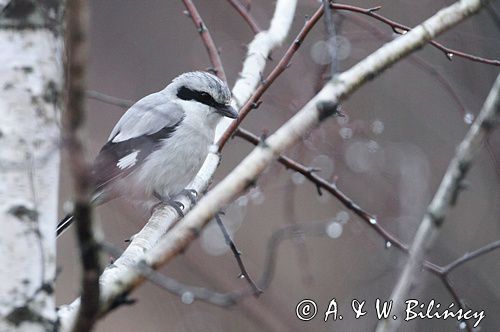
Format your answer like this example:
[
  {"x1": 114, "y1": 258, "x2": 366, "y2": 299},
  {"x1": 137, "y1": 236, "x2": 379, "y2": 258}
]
[
  {"x1": 235, "y1": 128, "x2": 409, "y2": 252},
  {"x1": 343, "y1": 12, "x2": 500, "y2": 179},
  {"x1": 439, "y1": 275, "x2": 471, "y2": 330},
  {"x1": 81, "y1": 90, "x2": 498, "y2": 332},
  {"x1": 226, "y1": 0, "x2": 261, "y2": 34},
  {"x1": 64, "y1": 0, "x2": 101, "y2": 331},
  {"x1": 84, "y1": 86, "x2": 500, "y2": 331},
  {"x1": 217, "y1": 5, "x2": 325, "y2": 150},
  {"x1": 330, "y1": 2, "x2": 500, "y2": 66},
  {"x1": 181, "y1": 0, "x2": 227, "y2": 82},
  {"x1": 234, "y1": 127, "x2": 500, "y2": 332},
  {"x1": 215, "y1": 213, "x2": 262, "y2": 295}
]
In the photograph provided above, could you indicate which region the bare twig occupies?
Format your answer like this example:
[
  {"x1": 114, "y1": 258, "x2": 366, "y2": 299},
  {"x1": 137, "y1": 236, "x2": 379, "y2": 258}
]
[
  {"x1": 82, "y1": 89, "x2": 500, "y2": 332},
  {"x1": 217, "y1": 5, "x2": 324, "y2": 150},
  {"x1": 214, "y1": 213, "x2": 262, "y2": 295},
  {"x1": 58, "y1": 1, "x2": 298, "y2": 327},
  {"x1": 58, "y1": 1, "x2": 496, "y2": 329},
  {"x1": 226, "y1": 0, "x2": 261, "y2": 33},
  {"x1": 64, "y1": 0, "x2": 101, "y2": 331},
  {"x1": 377, "y1": 74, "x2": 500, "y2": 332},
  {"x1": 330, "y1": 2, "x2": 500, "y2": 66},
  {"x1": 234, "y1": 128, "x2": 406, "y2": 252},
  {"x1": 182, "y1": 0, "x2": 227, "y2": 81},
  {"x1": 144, "y1": 0, "x2": 490, "y2": 312},
  {"x1": 101, "y1": 242, "x2": 242, "y2": 307},
  {"x1": 443, "y1": 239, "x2": 500, "y2": 274},
  {"x1": 85, "y1": 90, "x2": 132, "y2": 109},
  {"x1": 343, "y1": 11, "x2": 500, "y2": 178}
]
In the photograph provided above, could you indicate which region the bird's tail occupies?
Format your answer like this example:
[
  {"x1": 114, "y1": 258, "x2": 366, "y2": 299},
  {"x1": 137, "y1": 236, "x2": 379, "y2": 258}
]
[{"x1": 57, "y1": 214, "x2": 74, "y2": 238}]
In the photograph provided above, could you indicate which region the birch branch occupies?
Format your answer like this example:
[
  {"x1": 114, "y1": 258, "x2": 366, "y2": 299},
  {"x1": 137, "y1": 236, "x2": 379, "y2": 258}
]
[
  {"x1": 59, "y1": 1, "x2": 491, "y2": 326},
  {"x1": 79, "y1": 89, "x2": 500, "y2": 331},
  {"x1": 57, "y1": 0, "x2": 297, "y2": 327},
  {"x1": 142, "y1": 0, "x2": 491, "y2": 275},
  {"x1": 376, "y1": 73, "x2": 500, "y2": 332}
]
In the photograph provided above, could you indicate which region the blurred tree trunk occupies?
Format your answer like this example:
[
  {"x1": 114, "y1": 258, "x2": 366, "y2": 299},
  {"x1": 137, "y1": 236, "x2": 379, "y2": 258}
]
[{"x1": 0, "y1": 1, "x2": 64, "y2": 331}]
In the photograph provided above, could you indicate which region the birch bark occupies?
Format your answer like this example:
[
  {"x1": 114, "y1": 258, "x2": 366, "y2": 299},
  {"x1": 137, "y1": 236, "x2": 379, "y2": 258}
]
[{"x1": 0, "y1": 2, "x2": 63, "y2": 331}]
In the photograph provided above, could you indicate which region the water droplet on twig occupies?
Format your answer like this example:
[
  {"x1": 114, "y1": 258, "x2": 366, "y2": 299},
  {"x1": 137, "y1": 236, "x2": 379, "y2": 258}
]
[{"x1": 463, "y1": 112, "x2": 474, "y2": 125}]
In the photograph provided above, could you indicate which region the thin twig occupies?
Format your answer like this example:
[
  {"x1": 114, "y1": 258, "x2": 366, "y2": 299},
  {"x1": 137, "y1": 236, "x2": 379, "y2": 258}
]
[
  {"x1": 377, "y1": 74, "x2": 500, "y2": 332},
  {"x1": 226, "y1": 0, "x2": 261, "y2": 33},
  {"x1": 85, "y1": 90, "x2": 133, "y2": 108},
  {"x1": 214, "y1": 213, "x2": 262, "y2": 295},
  {"x1": 343, "y1": 11, "x2": 500, "y2": 178},
  {"x1": 101, "y1": 242, "x2": 242, "y2": 307},
  {"x1": 182, "y1": 0, "x2": 227, "y2": 81},
  {"x1": 58, "y1": 1, "x2": 299, "y2": 327},
  {"x1": 64, "y1": 0, "x2": 101, "y2": 331},
  {"x1": 443, "y1": 239, "x2": 500, "y2": 274},
  {"x1": 217, "y1": 5, "x2": 325, "y2": 150},
  {"x1": 144, "y1": 0, "x2": 490, "y2": 310},
  {"x1": 82, "y1": 89, "x2": 500, "y2": 332},
  {"x1": 330, "y1": 2, "x2": 500, "y2": 66}
]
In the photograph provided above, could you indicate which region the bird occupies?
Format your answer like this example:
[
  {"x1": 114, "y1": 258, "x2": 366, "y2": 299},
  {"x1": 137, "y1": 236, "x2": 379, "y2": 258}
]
[{"x1": 57, "y1": 71, "x2": 237, "y2": 237}]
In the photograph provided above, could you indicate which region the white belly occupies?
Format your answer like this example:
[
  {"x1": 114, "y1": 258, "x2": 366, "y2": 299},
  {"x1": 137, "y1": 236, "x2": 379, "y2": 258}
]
[
  {"x1": 139, "y1": 125, "x2": 211, "y2": 198},
  {"x1": 112, "y1": 120, "x2": 213, "y2": 207}
]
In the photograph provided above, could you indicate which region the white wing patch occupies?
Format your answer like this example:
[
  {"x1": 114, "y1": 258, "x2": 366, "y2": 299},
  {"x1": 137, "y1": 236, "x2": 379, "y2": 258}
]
[{"x1": 117, "y1": 150, "x2": 139, "y2": 170}]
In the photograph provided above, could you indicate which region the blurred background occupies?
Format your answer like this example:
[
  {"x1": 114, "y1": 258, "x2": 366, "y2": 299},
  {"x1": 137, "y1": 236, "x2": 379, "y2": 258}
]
[{"x1": 56, "y1": 0, "x2": 500, "y2": 331}]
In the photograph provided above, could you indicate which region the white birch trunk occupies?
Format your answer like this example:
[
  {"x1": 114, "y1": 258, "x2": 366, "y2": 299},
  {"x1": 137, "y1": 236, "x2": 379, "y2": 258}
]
[{"x1": 0, "y1": 2, "x2": 63, "y2": 331}]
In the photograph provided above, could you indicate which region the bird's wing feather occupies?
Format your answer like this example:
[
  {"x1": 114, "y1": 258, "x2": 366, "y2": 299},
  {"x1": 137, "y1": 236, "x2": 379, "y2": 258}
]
[
  {"x1": 92, "y1": 95, "x2": 185, "y2": 194},
  {"x1": 109, "y1": 91, "x2": 184, "y2": 142}
]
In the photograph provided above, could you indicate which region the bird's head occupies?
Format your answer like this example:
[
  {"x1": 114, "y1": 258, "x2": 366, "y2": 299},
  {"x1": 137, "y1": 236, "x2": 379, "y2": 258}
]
[{"x1": 167, "y1": 71, "x2": 238, "y2": 119}]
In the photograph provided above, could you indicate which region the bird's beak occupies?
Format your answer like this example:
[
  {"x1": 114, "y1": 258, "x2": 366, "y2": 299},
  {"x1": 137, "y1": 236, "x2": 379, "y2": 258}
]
[{"x1": 216, "y1": 104, "x2": 238, "y2": 119}]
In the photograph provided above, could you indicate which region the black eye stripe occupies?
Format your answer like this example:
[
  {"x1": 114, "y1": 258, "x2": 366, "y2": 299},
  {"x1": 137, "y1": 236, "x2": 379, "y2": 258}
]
[{"x1": 177, "y1": 86, "x2": 224, "y2": 109}]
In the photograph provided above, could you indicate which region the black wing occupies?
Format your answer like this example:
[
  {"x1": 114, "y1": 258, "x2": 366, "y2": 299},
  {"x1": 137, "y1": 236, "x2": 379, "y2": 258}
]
[{"x1": 91, "y1": 121, "x2": 182, "y2": 194}]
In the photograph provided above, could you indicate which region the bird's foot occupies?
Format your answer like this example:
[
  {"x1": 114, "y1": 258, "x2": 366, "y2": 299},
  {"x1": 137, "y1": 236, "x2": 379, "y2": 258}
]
[
  {"x1": 152, "y1": 191, "x2": 185, "y2": 217},
  {"x1": 167, "y1": 200, "x2": 185, "y2": 217},
  {"x1": 181, "y1": 189, "x2": 198, "y2": 205}
]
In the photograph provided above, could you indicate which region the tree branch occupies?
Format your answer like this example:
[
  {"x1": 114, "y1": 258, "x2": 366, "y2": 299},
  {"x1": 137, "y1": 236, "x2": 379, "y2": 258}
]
[
  {"x1": 443, "y1": 239, "x2": 500, "y2": 274},
  {"x1": 79, "y1": 90, "x2": 500, "y2": 332},
  {"x1": 330, "y1": 2, "x2": 500, "y2": 66},
  {"x1": 226, "y1": 0, "x2": 261, "y2": 34},
  {"x1": 376, "y1": 73, "x2": 500, "y2": 332},
  {"x1": 217, "y1": 5, "x2": 324, "y2": 150},
  {"x1": 181, "y1": 0, "x2": 226, "y2": 82},
  {"x1": 142, "y1": 0, "x2": 492, "y2": 317},
  {"x1": 57, "y1": 0, "x2": 298, "y2": 327},
  {"x1": 64, "y1": 0, "x2": 101, "y2": 331},
  {"x1": 215, "y1": 213, "x2": 261, "y2": 295}
]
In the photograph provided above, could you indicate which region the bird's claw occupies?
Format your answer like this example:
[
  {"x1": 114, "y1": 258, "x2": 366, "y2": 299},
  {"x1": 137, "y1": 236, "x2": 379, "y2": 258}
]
[
  {"x1": 169, "y1": 200, "x2": 185, "y2": 217},
  {"x1": 152, "y1": 191, "x2": 185, "y2": 217},
  {"x1": 181, "y1": 189, "x2": 198, "y2": 205}
]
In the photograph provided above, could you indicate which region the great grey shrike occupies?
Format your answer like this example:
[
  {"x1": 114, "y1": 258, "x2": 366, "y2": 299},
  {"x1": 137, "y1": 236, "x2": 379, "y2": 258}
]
[{"x1": 57, "y1": 71, "x2": 237, "y2": 237}]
